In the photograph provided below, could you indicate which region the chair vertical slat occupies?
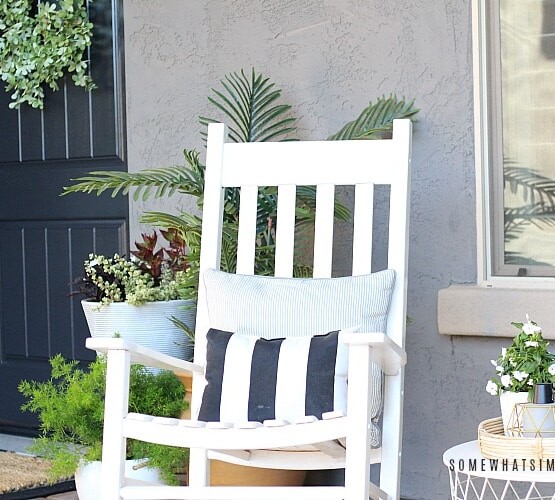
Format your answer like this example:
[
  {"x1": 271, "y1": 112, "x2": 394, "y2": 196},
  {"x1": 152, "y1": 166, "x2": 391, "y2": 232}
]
[
  {"x1": 386, "y1": 179, "x2": 410, "y2": 347},
  {"x1": 274, "y1": 185, "x2": 296, "y2": 278},
  {"x1": 236, "y1": 185, "x2": 259, "y2": 275},
  {"x1": 385, "y1": 119, "x2": 412, "y2": 349},
  {"x1": 352, "y1": 183, "x2": 374, "y2": 276},
  {"x1": 312, "y1": 184, "x2": 335, "y2": 278},
  {"x1": 194, "y1": 122, "x2": 227, "y2": 411}
]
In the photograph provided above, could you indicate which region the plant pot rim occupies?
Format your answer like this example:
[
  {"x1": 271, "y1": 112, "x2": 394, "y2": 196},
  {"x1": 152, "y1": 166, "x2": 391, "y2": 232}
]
[{"x1": 81, "y1": 298, "x2": 195, "y2": 307}]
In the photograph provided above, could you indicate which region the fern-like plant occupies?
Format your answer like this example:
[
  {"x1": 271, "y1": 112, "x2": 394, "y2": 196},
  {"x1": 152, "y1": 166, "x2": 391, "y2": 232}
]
[
  {"x1": 19, "y1": 355, "x2": 188, "y2": 484},
  {"x1": 63, "y1": 69, "x2": 419, "y2": 299}
]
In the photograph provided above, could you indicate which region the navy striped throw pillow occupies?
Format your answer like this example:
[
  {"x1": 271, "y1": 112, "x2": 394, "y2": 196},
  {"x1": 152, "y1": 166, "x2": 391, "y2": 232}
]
[
  {"x1": 202, "y1": 269, "x2": 395, "y2": 445},
  {"x1": 198, "y1": 328, "x2": 350, "y2": 423}
]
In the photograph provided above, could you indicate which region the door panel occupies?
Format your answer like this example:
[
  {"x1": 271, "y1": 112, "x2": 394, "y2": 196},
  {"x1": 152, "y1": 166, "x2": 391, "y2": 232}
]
[{"x1": 0, "y1": 0, "x2": 127, "y2": 431}]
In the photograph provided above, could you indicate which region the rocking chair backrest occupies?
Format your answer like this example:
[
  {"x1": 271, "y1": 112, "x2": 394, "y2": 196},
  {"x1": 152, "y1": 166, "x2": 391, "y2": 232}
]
[
  {"x1": 194, "y1": 120, "x2": 411, "y2": 366},
  {"x1": 192, "y1": 120, "x2": 412, "y2": 487}
]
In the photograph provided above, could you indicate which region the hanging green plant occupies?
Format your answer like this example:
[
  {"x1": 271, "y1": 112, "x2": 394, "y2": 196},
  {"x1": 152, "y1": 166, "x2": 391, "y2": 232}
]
[{"x1": 0, "y1": 0, "x2": 95, "y2": 109}]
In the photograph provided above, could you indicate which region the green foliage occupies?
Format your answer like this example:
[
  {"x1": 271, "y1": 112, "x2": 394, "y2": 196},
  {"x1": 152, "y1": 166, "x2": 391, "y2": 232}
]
[
  {"x1": 487, "y1": 318, "x2": 555, "y2": 397},
  {"x1": 62, "y1": 150, "x2": 205, "y2": 203},
  {"x1": 62, "y1": 70, "x2": 419, "y2": 302},
  {"x1": 327, "y1": 95, "x2": 419, "y2": 140},
  {"x1": 199, "y1": 69, "x2": 297, "y2": 143},
  {"x1": 19, "y1": 355, "x2": 188, "y2": 484},
  {"x1": 0, "y1": 0, "x2": 95, "y2": 109},
  {"x1": 76, "y1": 229, "x2": 189, "y2": 304}
]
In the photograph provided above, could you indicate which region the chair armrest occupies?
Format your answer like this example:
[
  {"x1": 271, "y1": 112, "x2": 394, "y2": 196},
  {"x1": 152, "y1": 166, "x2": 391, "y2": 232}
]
[
  {"x1": 85, "y1": 337, "x2": 204, "y2": 376},
  {"x1": 341, "y1": 332, "x2": 406, "y2": 375}
]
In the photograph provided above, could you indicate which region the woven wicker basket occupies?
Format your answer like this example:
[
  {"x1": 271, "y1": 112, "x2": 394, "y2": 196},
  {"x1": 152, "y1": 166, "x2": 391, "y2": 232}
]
[{"x1": 478, "y1": 417, "x2": 555, "y2": 460}]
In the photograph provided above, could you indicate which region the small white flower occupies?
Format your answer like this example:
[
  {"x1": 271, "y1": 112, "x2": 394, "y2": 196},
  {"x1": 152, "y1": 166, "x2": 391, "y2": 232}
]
[
  {"x1": 549, "y1": 364, "x2": 555, "y2": 376},
  {"x1": 513, "y1": 371, "x2": 528, "y2": 382},
  {"x1": 525, "y1": 341, "x2": 539, "y2": 348},
  {"x1": 501, "y1": 347, "x2": 507, "y2": 358},
  {"x1": 491, "y1": 359, "x2": 498, "y2": 367},
  {"x1": 528, "y1": 379, "x2": 534, "y2": 386},
  {"x1": 523, "y1": 320, "x2": 542, "y2": 335},
  {"x1": 501, "y1": 374, "x2": 512, "y2": 387},
  {"x1": 496, "y1": 365, "x2": 503, "y2": 373},
  {"x1": 486, "y1": 380, "x2": 498, "y2": 395}
]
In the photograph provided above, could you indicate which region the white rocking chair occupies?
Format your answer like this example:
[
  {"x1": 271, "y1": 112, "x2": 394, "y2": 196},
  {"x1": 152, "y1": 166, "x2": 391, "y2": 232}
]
[{"x1": 87, "y1": 119, "x2": 412, "y2": 500}]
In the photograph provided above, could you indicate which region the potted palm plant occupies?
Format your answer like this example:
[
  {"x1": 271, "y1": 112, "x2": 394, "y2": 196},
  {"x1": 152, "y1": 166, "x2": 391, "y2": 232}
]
[
  {"x1": 62, "y1": 69, "x2": 419, "y2": 301},
  {"x1": 18, "y1": 354, "x2": 189, "y2": 498}
]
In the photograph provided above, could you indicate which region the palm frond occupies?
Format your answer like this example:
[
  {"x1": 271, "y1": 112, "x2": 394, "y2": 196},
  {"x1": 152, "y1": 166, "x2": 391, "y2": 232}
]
[
  {"x1": 139, "y1": 212, "x2": 202, "y2": 238},
  {"x1": 504, "y1": 205, "x2": 555, "y2": 232},
  {"x1": 504, "y1": 161, "x2": 555, "y2": 208},
  {"x1": 199, "y1": 69, "x2": 297, "y2": 143},
  {"x1": 293, "y1": 265, "x2": 313, "y2": 278},
  {"x1": 220, "y1": 223, "x2": 239, "y2": 273},
  {"x1": 296, "y1": 186, "x2": 351, "y2": 221},
  {"x1": 62, "y1": 150, "x2": 205, "y2": 203},
  {"x1": 328, "y1": 95, "x2": 419, "y2": 141},
  {"x1": 169, "y1": 316, "x2": 195, "y2": 342},
  {"x1": 504, "y1": 251, "x2": 551, "y2": 267}
]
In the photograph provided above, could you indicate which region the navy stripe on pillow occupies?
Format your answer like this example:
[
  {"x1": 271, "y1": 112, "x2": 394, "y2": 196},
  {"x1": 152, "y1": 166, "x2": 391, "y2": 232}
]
[
  {"x1": 198, "y1": 329, "x2": 342, "y2": 423},
  {"x1": 197, "y1": 329, "x2": 233, "y2": 422},
  {"x1": 248, "y1": 337, "x2": 283, "y2": 422},
  {"x1": 305, "y1": 330, "x2": 338, "y2": 419}
]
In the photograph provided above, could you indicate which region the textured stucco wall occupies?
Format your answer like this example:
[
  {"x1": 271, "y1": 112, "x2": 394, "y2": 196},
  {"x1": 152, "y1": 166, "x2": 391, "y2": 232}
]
[{"x1": 122, "y1": 1, "x2": 498, "y2": 498}]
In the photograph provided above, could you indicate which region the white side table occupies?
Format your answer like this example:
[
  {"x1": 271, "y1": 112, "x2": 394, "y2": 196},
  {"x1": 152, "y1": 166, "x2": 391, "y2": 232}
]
[{"x1": 443, "y1": 441, "x2": 555, "y2": 500}]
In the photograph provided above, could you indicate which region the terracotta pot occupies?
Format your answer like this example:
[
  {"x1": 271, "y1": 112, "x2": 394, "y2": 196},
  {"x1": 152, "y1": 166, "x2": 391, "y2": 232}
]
[
  {"x1": 178, "y1": 373, "x2": 194, "y2": 419},
  {"x1": 210, "y1": 460, "x2": 306, "y2": 486}
]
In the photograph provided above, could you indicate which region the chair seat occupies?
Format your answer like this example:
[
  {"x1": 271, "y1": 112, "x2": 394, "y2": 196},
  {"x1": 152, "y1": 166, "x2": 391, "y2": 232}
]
[
  {"x1": 124, "y1": 413, "x2": 349, "y2": 450},
  {"x1": 208, "y1": 446, "x2": 383, "y2": 470}
]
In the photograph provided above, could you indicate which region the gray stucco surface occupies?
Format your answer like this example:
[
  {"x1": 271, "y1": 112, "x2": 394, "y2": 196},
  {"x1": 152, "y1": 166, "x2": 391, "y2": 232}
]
[{"x1": 123, "y1": 1, "x2": 500, "y2": 498}]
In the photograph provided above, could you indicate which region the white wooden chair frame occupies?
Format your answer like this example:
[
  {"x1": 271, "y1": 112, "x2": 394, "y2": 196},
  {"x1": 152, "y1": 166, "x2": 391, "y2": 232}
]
[{"x1": 87, "y1": 119, "x2": 412, "y2": 500}]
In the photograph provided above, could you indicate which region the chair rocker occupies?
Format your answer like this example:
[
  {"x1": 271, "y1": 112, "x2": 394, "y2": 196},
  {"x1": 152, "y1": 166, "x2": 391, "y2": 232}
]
[{"x1": 87, "y1": 119, "x2": 413, "y2": 500}]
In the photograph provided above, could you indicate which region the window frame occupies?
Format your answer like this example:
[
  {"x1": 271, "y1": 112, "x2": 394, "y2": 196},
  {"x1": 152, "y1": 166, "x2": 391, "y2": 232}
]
[{"x1": 472, "y1": 0, "x2": 555, "y2": 284}]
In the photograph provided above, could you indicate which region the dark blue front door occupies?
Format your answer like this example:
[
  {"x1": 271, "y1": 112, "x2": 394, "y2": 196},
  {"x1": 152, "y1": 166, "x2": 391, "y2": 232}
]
[{"x1": 0, "y1": 0, "x2": 128, "y2": 431}]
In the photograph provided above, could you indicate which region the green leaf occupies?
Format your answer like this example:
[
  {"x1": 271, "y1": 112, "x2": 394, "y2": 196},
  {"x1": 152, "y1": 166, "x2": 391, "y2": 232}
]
[
  {"x1": 328, "y1": 95, "x2": 419, "y2": 141},
  {"x1": 200, "y1": 68, "x2": 297, "y2": 143}
]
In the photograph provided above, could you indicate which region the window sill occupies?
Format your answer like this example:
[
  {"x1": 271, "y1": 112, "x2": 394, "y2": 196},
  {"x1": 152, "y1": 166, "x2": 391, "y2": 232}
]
[{"x1": 438, "y1": 284, "x2": 555, "y2": 338}]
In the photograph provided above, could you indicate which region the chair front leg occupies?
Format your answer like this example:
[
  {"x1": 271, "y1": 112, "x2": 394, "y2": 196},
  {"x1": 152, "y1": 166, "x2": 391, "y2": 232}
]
[
  {"x1": 100, "y1": 348, "x2": 131, "y2": 500},
  {"x1": 188, "y1": 447, "x2": 211, "y2": 487},
  {"x1": 344, "y1": 343, "x2": 373, "y2": 500}
]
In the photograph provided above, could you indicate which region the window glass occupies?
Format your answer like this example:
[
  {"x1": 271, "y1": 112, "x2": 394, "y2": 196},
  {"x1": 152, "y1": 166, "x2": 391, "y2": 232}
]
[{"x1": 487, "y1": 0, "x2": 555, "y2": 277}]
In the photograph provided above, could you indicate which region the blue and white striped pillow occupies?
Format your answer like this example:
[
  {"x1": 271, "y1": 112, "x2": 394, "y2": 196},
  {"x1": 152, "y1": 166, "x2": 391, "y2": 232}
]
[
  {"x1": 203, "y1": 269, "x2": 395, "y2": 340},
  {"x1": 198, "y1": 328, "x2": 351, "y2": 423},
  {"x1": 201, "y1": 269, "x2": 395, "y2": 444}
]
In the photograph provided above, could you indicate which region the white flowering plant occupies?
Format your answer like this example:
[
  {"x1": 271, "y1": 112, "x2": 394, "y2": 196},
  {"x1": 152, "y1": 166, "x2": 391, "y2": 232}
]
[
  {"x1": 77, "y1": 229, "x2": 190, "y2": 305},
  {"x1": 486, "y1": 316, "x2": 555, "y2": 396}
]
